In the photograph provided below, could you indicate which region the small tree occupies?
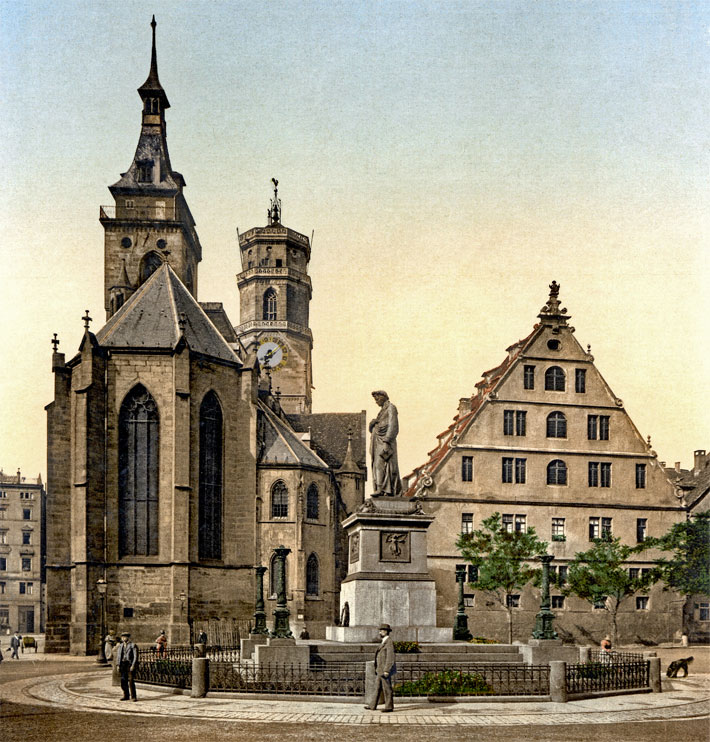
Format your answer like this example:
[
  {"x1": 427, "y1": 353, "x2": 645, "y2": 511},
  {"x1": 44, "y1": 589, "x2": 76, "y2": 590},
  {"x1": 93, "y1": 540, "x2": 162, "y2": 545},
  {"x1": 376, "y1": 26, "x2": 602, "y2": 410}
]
[
  {"x1": 644, "y1": 512, "x2": 710, "y2": 635},
  {"x1": 564, "y1": 537, "x2": 655, "y2": 645},
  {"x1": 456, "y1": 512, "x2": 548, "y2": 643}
]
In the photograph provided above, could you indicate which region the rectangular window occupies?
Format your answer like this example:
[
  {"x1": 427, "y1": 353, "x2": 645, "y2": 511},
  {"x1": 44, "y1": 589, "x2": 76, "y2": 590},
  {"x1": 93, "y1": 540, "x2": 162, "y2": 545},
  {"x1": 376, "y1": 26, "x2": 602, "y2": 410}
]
[
  {"x1": 461, "y1": 456, "x2": 473, "y2": 482},
  {"x1": 506, "y1": 594, "x2": 521, "y2": 608},
  {"x1": 599, "y1": 416, "x2": 610, "y2": 440},
  {"x1": 22, "y1": 509, "x2": 31, "y2": 520},
  {"x1": 19, "y1": 582, "x2": 26, "y2": 594},
  {"x1": 601, "y1": 517, "x2": 612, "y2": 539},
  {"x1": 636, "y1": 464, "x2": 647, "y2": 489},
  {"x1": 515, "y1": 458, "x2": 527, "y2": 484},
  {"x1": 125, "y1": 199, "x2": 135, "y2": 209},
  {"x1": 699, "y1": 603, "x2": 710, "y2": 621},
  {"x1": 552, "y1": 595, "x2": 565, "y2": 609},
  {"x1": 593, "y1": 599, "x2": 606, "y2": 610},
  {"x1": 515, "y1": 514, "x2": 527, "y2": 533},
  {"x1": 636, "y1": 596, "x2": 649, "y2": 611},
  {"x1": 502, "y1": 514, "x2": 514, "y2": 533},
  {"x1": 558, "y1": 566, "x2": 568, "y2": 584},
  {"x1": 628, "y1": 567, "x2": 640, "y2": 580},
  {"x1": 22, "y1": 531, "x2": 31, "y2": 545},
  {"x1": 0, "y1": 531, "x2": 6, "y2": 545},
  {"x1": 575, "y1": 368, "x2": 586, "y2": 393},
  {"x1": 600, "y1": 463, "x2": 612, "y2": 488},
  {"x1": 551, "y1": 518, "x2": 565, "y2": 540},
  {"x1": 636, "y1": 519, "x2": 647, "y2": 543},
  {"x1": 21, "y1": 558, "x2": 31, "y2": 571},
  {"x1": 464, "y1": 595, "x2": 475, "y2": 608},
  {"x1": 503, "y1": 410, "x2": 514, "y2": 436},
  {"x1": 589, "y1": 517, "x2": 600, "y2": 540},
  {"x1": 0, "y1": 557, "x2": 5, "y2": 571},
  {"x1": 502, "y1": 458, "x2": 513, "y2": 484},
  {"x1": 516, "y1": 411, "x2": 526, "y2": 436},
  {"x1": 456, "y1": 564, "x2": 478, "y2": 584},
  {"x1": 588, "y1": 462, "x2": 599, "y2": 487},
  {"x1": 0, "y1": 507, "x2": 5, "y2": 518},
  {"x1": 641, "y1": 567, "x2": 651, "y2": 577},
  {"x1": 0, "y1": 582, "x2": 4, "y2": 594},
  {"x1": 0, "y1": 608, "x2": 8, "y2": 626},
  {"x1": 461, "y1": 513, "x2": 473, "y2": 534},
  {"x1": 523, "y1": 365, "x2": 535, "y2": 390},
  {"x1": 588, "y1": 415, "x2": 598, "y2": 440}
]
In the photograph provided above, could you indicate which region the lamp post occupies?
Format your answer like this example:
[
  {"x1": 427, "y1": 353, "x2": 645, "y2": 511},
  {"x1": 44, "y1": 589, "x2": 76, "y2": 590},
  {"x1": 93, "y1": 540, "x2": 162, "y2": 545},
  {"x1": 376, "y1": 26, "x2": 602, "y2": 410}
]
[
  {"x1": 96, "y1": 578, "x2": 108, "y2": 665},
  {"x1": 532, "y1": 554, "x2": 558, "y2": 640},
  {"x1": 253, "y1": 566, "x2": 268, "y2": 635},
  {"x1": 270, "y1": 545, "x2": 293, "y2": 638},
  {"x1": 454, "y1": 566, "x2": 473, "y2": 640}
]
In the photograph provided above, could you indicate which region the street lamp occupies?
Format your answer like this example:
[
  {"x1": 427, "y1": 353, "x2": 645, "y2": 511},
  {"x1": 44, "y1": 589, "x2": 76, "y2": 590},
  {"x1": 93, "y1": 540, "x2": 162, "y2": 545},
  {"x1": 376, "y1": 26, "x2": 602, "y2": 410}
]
[{"x1": 96, "y1": 578, "x2": 108, "y2": 665}]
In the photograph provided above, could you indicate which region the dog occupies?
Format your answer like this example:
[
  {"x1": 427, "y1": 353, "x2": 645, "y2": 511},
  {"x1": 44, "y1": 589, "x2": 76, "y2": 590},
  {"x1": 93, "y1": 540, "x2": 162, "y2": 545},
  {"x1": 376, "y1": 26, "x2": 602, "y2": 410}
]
[{"x1": 666, "y1": 656, "x2": 694, "y2": 678}]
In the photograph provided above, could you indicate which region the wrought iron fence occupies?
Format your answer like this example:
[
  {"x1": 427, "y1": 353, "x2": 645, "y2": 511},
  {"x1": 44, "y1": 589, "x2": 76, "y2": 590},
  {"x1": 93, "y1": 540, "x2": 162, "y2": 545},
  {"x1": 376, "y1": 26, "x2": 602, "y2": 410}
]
[
  {"x1": 566, "y1": 660, "x2": 649, "y2": 695},
  {"x1": 134, "y1": 655, "x2": 192, "y2": 689},
  {"x1": 393, "y1": 663, "x2": 550, "y2": 697},
  {"x1": 139, "y1": 646, "x2": 196, "y2": 663},
  {"x1": 209, "y1": 661, "x2": 366, "y2": 696},
  {"x1": 589, "y1": 649, "x2": 645, "y2": 663}
]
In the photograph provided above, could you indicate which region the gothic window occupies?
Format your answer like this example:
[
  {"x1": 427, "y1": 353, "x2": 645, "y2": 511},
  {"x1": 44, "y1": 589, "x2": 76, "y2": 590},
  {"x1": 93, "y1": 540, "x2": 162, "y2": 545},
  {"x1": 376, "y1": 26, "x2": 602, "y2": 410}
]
[
  {"x1": 306, "y1": 483, "x2": 319, "y2": 520},
  {"x1": 199, "y1": 392, "x2": 223, "y2": 560},
  {"x1": 271, "y1": 480, "x2": 288, "y2": 519},
  {"x1": 545, "y1": 366, "x2": 565, "y2": 391},
  {"x1": 547, "y1": 459, "x2": 567, "y2": 485},
  {"x1": 145, "y1": 97, "x2": 160, "y2": 114},
  {"x1": 546, "y1": 411, "x2": 567, "y2": 438},
  {"x1": 263, "y1": 288, "x2": 277, "y2": 321},
  {"x1": 119, "y1": 385, "x2": 159, "y2": 557},
  {"x1": 306, "y1": 553, "x2": 320, "y2": 596},
  {"x1": 139, "y1": 251, "x2": 163, "y2": 284}
]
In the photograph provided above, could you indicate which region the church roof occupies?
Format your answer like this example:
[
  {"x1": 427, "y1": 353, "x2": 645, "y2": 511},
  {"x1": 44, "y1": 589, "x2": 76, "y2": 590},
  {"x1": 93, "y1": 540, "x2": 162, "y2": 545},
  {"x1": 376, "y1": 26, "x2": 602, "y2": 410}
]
[
  {"x1": 199, "y1": 302, "x2": 239, "y2": 343},
  {"x1": 287, "y1": 412, "x2": 367, "y2": 473},
  {"x1": 259, "y1": 403, "x2": 329, "y2": 469},
  {"x1": 96, "y1": 263, "x2": 241, "y2": 364}
]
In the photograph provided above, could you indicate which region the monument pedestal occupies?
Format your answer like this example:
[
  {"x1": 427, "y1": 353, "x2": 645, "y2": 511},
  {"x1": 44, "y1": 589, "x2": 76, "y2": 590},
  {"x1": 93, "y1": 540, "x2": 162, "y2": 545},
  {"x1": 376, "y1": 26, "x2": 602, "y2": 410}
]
[{"x1": 326, "y1": 497, "x2": 452, "y2": 643}]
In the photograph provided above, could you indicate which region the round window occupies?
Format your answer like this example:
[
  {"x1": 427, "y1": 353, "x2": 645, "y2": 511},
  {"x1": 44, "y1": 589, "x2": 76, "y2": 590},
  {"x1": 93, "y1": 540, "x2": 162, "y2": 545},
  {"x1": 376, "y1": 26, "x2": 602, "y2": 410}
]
[
  {"x1": 157, "y1": 239, "x2": 167, "y2": 250},
  {"x1": 121, "y1": 237, "x2": 132, "y2": 249},
  {"x1": 547, "y1": 339, "x2": 561, "y2": 350}
]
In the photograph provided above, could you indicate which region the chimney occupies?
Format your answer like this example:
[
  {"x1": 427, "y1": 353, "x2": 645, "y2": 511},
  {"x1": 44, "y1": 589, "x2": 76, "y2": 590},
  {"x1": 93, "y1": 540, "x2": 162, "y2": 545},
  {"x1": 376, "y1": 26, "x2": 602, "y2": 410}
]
[
  {"x1": 694, "y1": 449, "x2": 708, "y2": 476},
  {"x1": 674, "y1": 462, "x2": 681, "y2": 473},
  {"x1": 458, "y1": 397, "x2": 472, "y2": 416}
]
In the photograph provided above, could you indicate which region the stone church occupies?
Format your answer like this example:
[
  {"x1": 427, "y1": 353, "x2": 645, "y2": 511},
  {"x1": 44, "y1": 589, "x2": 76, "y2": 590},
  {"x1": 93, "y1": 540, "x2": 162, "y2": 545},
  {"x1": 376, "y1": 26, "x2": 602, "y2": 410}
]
[{"x1": 45, "y1": 20, "x2": 366, "y2": 654}]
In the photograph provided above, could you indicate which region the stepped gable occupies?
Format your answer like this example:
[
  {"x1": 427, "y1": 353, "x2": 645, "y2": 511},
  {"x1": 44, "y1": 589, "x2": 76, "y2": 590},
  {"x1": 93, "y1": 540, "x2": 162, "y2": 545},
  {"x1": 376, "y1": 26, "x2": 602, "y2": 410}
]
[
  {"x1": 96, "y1": 263, "x2": 241, "y2": 364},
  {"x1": 404, "y1": 327, "x2": 538, "y2": 497},
  {"x1": 258, "y1": 402, "x2": 329, "y2": 469},
  {"x1": 287, "y1": 412, "x2": 367, "y2": 472}
]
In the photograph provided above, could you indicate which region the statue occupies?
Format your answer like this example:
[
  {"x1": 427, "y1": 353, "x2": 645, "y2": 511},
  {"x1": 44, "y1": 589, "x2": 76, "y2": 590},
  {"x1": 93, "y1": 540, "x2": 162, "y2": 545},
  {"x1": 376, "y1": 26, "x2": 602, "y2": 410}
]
[{"x1": 369, "y1": 390, "x2": 402, "y2": 497}]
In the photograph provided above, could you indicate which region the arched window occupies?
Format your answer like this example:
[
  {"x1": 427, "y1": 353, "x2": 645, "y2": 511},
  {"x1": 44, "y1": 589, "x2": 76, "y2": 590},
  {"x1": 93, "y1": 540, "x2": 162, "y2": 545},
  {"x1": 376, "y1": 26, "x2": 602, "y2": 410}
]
[
  {"x1": 139, "y1": 251, "x2": 163, "y2": 284},
  {"x1": 263, "y1": 288, "x2": 277, "y2": 321},
  {"x1": 546, "y1": 411, "x2": 567, "y2": 438},
  {"x1": 547, "y1": 459, "x2": 568, "y2": 485},
  {"x1": 119, "y1": 385, "x2": 159, "y2": 557},
  {"x1": 271, "y1": 480, "x2": 288, "y2": 519},
  {"x1": 545, "y1": 366, "x2": 565, "y2": 391},
  {"x1": 199, "y1": 392, "x2": 223, "y2": 560},
  {"x1": 306, "y1": 483, "x2": 319, "y2": 520},
  {"x1": 269, "y1": 552, "x2": 288, "y2": 598},
  {"x1": 306, "y1": 553, "x2": 320, "y2": 596}
]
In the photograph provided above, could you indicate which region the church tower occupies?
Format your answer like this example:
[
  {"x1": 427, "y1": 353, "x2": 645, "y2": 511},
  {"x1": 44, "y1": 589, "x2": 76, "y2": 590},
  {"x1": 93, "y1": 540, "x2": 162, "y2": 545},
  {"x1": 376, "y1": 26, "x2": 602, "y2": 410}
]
[
  {"x1": 236, "y1": 180, "x2": 313, "y2": 414},
  {"x1": 100, "y1": 17, "x2": 202, "y2": 319}
]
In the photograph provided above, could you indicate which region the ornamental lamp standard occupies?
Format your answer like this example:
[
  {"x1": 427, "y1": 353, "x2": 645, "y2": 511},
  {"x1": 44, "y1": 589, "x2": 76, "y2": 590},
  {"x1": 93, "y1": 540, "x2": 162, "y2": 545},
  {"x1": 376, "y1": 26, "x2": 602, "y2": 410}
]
[
  {"x1": 96, "y1": 578, "x2": 108, "y2": 665},
  {"x1": 453, "y1": 566, "x2": 472, "y2": 641}
]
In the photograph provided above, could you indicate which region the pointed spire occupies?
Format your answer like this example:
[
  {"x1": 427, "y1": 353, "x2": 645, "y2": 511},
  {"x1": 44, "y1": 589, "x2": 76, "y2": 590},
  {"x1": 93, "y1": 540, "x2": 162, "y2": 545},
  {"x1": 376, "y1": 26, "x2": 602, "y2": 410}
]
[
  {"x1": 268, "y1": 178, "x2": 282, "y2": 225},
  {"x1": 137, "y1": 15, "x2": 170, "y2": 110},
  {"x1": 338, "y1": 429, "x2": 360, "y2": 474}
]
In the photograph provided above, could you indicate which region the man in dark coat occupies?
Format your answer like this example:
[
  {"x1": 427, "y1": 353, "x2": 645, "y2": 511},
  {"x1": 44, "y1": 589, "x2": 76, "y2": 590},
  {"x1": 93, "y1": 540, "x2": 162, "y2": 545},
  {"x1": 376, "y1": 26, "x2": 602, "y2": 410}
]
[
  {"x1": 114, "y1": 631, "x2": 139, "y2": 701},
  {"x1": 364, "y1": 623, "x2": 397, "y2": 712}
]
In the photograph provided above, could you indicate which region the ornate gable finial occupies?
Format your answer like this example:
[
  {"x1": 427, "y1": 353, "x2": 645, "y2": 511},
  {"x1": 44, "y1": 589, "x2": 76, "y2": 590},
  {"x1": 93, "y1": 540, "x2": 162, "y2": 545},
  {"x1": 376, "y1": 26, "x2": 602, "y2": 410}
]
[
  {"x1": 268, "y1": 178, "x2": 281, "y2": 225},
  {"x1": 538, "y1": 279, "x2": 570, "y2": 326},
  {"x1": 82, "y1": 310, "x2": 92, "y2": 330},
  {"x1": 51, "y1": 333, "x2": 60, "y2": 352}
]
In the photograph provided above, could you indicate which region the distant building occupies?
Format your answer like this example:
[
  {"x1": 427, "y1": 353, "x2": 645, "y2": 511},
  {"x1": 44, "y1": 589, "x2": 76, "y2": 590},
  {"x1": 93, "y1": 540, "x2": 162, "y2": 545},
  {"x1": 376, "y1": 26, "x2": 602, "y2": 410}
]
[
  {"x1": 0, "y1": 469, "x2": 45, "y2": 635},
  {"x1": 405, "y1": 283, "x2": 687, "y2": 644}
]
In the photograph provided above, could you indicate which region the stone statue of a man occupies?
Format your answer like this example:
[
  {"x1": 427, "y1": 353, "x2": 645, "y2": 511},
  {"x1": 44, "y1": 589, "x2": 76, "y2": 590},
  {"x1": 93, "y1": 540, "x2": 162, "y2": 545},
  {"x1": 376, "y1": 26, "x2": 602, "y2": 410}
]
[{"x1": 369, "y1": 390, "x2": 403, "y2": 497}]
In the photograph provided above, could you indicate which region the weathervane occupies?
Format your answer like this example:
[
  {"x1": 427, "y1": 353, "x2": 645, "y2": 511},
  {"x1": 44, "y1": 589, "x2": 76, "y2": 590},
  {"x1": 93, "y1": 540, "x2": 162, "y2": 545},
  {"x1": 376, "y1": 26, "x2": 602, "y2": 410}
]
[{"x1": 268, "y1": 178, "x2": 281, "y2": 224}]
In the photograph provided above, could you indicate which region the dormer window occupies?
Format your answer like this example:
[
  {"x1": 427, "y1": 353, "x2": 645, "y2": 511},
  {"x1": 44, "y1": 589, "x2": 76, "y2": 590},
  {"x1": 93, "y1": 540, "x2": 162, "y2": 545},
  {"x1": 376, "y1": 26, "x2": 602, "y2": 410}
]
[
  {"x1": 145, "y1": 97, "x2": 160, "y2": 114},
  {"x1": 137, "y1": 162, "x2": 153, "y2": 183}
]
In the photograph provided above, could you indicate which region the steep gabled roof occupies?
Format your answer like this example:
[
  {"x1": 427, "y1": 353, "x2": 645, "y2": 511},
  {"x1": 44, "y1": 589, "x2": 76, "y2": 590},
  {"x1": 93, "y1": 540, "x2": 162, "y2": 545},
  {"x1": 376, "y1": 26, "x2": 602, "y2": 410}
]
[
  {"x1": 287, "y1": 412, "x2": 367, "y2": 472},
  {"x1": 258, "y1": 402, "x2": 329, "y2": 469},
  {"x1": 96, "y1": 263, "x2": 241, "y2": 364}
]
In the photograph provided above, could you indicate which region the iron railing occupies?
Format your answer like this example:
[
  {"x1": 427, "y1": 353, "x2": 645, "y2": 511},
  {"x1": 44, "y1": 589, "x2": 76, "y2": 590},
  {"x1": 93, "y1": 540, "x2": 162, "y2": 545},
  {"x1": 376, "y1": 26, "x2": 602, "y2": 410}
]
[
  {"x1": 566, "y1": 660, "x2": 649, "y2": 695},
  {"x1": 589, "y1": 649, "x2": 645, "y2": 663},
  {"x1": 139, "y1": 646, "x2": 196, "y2": 663},
  {"x1": 209, "y1": 661, "x2": 366, "y2": 696},
  {"x1": 393, "y1": 663, "x2": 550, "y2": 697},
  {"x1": 99, "y1": 204, "x2": 177, "y2": 221},
  {"x1": 134, "y1": 655, "x2": 192, "y2": 689}
]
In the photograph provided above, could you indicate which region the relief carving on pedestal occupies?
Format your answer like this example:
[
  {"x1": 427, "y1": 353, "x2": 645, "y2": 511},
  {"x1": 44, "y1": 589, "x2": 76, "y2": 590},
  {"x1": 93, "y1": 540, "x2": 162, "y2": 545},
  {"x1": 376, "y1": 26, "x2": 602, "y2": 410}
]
[
  {"x1": 349, "y1": 532, "x2": 360, "y2": 563},
  {"x1": 379, "y1": 531, "x2": 410, "y2": 563}
]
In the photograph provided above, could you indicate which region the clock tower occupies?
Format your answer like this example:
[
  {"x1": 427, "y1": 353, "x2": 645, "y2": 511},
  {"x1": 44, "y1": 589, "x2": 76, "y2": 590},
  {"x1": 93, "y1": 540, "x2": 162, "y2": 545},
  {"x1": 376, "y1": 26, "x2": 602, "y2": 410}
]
[{"x1": 236, "y1": 180, "x2": 313, "y2": 414}]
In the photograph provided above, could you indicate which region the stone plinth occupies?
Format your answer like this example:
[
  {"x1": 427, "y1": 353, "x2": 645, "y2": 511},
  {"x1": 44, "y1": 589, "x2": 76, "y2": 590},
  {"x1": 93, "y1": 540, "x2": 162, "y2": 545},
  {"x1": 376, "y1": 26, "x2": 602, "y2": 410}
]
[
  {"x1": 519, "y1": 639, "x2": 578, "y2": 665},
  {"x1": 254, "y1": 637, "x2": 309, "y2": 669},
  {"x1": 326, "y1": 497, "x2": 451, "y2": 642}
]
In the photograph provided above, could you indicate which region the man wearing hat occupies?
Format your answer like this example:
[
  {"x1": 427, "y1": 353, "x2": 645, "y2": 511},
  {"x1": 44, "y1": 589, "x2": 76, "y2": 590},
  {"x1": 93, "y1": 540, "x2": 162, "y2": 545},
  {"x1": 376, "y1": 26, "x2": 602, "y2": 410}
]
[
  {"x1": 365, "y1": 623, "x2": 397, "y2": 712},
  {"x1": 114, "y1": 631, "x2": 139, "y2": 701}
]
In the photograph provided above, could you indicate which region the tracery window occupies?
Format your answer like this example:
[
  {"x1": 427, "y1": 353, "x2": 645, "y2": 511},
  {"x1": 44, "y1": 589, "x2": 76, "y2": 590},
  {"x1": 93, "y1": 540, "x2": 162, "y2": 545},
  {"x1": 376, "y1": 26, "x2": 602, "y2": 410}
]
[{"x1": 199, "y1": 392, "x2": 223, "y2": 560}]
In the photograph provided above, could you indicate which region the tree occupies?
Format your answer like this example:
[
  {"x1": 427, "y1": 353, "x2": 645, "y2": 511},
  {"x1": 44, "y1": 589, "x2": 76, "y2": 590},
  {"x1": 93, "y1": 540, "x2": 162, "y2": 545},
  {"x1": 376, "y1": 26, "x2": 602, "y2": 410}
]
[
  {"x1": 456, "y1": 512, "x2": 548, "y2": 643},
  {"x1": 644, "y1": 512, "x2": 710, "y2": 635},
  {"x1": 563, "y1": 537, "x2": 655, "y2": 645}
]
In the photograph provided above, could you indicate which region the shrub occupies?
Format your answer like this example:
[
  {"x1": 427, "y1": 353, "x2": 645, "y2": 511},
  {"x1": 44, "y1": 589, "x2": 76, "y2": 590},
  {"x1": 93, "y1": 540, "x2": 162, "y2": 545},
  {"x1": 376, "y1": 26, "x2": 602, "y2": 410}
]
[
  {"x1": 393, "y1": 641, "x2": 420, "y2": 654},
  {"x1": 394, "y1": 670, "x2": 493, "y2": 696}
]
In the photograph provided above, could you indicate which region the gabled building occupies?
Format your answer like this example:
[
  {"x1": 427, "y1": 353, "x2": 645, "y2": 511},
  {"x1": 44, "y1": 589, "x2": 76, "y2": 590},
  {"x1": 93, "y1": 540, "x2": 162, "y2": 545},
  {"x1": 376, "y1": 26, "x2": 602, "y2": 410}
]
[
  {"x1": 45, "y1": 19, "x2": 365, "y2": 654},
  {"x1": 405, "y1": 282, "x2": 686, "y2": 644}
]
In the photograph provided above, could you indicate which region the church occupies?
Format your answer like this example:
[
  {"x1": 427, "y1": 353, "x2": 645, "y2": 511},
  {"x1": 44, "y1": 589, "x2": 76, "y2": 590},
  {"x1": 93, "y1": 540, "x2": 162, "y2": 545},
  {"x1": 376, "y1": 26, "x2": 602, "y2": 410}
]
[{"x1": 45, "y1": 19, "x2": 366, "y2": 654}]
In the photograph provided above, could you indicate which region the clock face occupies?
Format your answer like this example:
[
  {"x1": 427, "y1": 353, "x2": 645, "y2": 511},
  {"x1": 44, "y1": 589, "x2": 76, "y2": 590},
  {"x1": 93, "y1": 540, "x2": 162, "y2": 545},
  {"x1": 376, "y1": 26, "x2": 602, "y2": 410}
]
[{"x1": 257, "y1": 336, "x2": 288, "y2": 371}]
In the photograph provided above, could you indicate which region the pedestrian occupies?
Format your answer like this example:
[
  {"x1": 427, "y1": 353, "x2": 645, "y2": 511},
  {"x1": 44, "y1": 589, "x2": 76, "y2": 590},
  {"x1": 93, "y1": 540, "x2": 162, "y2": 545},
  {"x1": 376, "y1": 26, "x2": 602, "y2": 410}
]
[
  {"x1": 299, "y1": 628, "x2": 310, "y2": 640},
  {"x1": 600, "y1": 637, "x2": 615, "y2": 664},
  {"x1": 196, "y1": 630, "x2": 208, "y2": 647},
  {"x1": 9, "y1": 631, "x2": 21, "y2": 660},
  {"x1": 155, "y1": 630, "x2": 167, "y2": 658},
  {"x1": 364, "y1": 623, "x2": 397, "y2": 713},
  {"x1": 104, "y1": 629, "x2": 117, "y2": 663},
  {"x1": 114, "y1": 631, "x2": 139, "y2": 701}
]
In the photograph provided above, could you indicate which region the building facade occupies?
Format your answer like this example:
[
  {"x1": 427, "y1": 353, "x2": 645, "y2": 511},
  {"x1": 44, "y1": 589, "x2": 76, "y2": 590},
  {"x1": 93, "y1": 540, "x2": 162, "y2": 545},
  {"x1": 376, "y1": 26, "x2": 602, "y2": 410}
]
[
  {"x1": 405, "y1": 283, "x2": 687, "y2": 645},
  {"x1": 45, "y1": 20, "x2": 366, "y2": 654},
  {"x1": 0, "y1": 469, "x2": 45, "y2": 635}
]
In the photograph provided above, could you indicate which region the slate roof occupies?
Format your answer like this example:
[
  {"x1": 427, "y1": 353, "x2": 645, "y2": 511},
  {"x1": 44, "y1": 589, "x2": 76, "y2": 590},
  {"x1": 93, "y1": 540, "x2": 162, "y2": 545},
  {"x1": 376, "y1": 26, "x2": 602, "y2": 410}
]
[
  {"x1": 669, "y1": 462, "x2": 710, "y2": 513},
  {"x1": 200, "y1": 302, "x2": 240, "y2": 343},
  {"x1": 287, "y1": 412, "x2": 367, "y2": 473},
  {"x1": 259, "y1": 403, "x2": 329, "y2": 469},
  {"x1": 96, "y1": 263, "x2": 241, "y2": 365}
]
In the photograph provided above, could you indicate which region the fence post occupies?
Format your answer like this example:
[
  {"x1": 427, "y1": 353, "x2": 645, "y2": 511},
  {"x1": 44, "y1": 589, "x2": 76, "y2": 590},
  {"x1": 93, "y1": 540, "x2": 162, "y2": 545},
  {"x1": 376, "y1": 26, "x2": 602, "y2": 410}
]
[
  {"x1": 364, "y1": 660, "x2": 376, "y2": 706},
  {"x1": 549, "y1": 661, "x2": 568, "y2": 703},
  {"x1": 578, "y1": 646, "x2": 590, "y2": 664},
  {"x1": 648, "y1": 656, "x2": 662, "y2": 693},
  {"x1": 194, "y1": 643, "x2": 206, "y2": 658},
  {"x1": 192, "y1": 657, "x2": 209, "y2": 698}
]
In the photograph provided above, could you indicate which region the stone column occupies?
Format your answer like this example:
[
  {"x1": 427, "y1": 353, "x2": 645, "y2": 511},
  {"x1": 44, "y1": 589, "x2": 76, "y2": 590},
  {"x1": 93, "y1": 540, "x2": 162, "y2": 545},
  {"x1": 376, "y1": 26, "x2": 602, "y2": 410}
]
[
  {"x1": 191, "y1": 657, "x2": 209, "y2": 698},
  {"x1": 532, "y1": 554, "x2": 558, "y2": 640},
  {"x1": 253, "y1": 566, "x2": 268, "y2": 635},
  {"x1": 453, "y1": 566, "x2": 472, "y2": 640},
  {"x1": 648, "y1": 656, "x2": 662, "y2": 693},
  {"x1": 549, "y1": 661, "x2": 568, "y2": 703},
  {"x1": 270, "y1": 545, "x2": 293, "y2": 638}
]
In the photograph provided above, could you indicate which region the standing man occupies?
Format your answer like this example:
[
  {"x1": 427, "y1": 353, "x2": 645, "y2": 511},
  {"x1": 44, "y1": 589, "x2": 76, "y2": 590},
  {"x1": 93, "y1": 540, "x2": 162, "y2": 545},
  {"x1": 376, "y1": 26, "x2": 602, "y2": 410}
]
[
  {"x1": 364, "y1": 623, "x2": 397, "y2": 713},
  {"x1": 114, "y1": 631, "x2": 139, "y2": 701},
  {"x1": 369, "y1": 391, "x2": 402, "y2": 497},
  {"x1": 9, "y1": 631, "x2": 21, "y2": 660}
]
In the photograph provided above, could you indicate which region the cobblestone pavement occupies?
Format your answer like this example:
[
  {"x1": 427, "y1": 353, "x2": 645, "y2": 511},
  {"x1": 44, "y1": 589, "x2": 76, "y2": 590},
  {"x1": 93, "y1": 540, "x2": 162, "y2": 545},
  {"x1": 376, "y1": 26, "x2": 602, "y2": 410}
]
[{"x1": 0, "y1": 670, "x2": 708, "y2": 726}]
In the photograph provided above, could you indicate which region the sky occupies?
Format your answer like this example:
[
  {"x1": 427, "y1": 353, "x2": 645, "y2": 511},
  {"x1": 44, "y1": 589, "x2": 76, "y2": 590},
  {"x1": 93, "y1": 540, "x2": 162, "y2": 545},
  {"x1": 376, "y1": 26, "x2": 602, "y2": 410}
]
[{"x1": 0, "y1": 0, "x2": 708, "y2": 483}]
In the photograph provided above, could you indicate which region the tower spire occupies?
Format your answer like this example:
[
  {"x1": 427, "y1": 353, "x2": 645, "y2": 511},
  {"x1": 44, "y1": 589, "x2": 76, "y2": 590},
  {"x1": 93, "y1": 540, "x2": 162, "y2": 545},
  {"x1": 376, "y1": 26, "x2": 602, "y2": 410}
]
[
  {"x1": 268, "y1": 178, "x2": 281, "y2": 225},
  {"x1": 137, "y1": 15, "x2": 170, "y2": 111}
]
